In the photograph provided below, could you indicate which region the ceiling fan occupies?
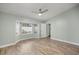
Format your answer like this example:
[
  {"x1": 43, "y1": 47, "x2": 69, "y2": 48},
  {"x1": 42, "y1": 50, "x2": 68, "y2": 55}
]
[{"x1": 32, "y1": 8, "x2": 48, "y2": 16}]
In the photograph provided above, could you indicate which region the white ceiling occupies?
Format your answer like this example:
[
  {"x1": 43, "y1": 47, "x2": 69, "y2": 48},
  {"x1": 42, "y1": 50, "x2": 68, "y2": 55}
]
[{"x1": 0, "y1": 3, "x2": 78, "y2": 22}]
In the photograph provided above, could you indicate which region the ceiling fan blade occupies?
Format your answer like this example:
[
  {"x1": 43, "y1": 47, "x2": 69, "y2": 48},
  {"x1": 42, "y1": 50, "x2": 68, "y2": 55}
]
[{"x1": 40, "y1": 9, "x2": 48, "y2": 13}]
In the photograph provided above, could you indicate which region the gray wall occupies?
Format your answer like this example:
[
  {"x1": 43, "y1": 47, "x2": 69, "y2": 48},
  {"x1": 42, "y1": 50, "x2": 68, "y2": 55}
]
[
  {"x1": 47, "y1": 6, "x2": 79, "y2": 44},
  {"x1": 0, "y1": 12, "x2": 16, "y2": 46}
]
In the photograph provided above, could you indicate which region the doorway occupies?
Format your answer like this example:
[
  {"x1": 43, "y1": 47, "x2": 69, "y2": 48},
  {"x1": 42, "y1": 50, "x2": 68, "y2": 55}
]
[
  {"x1": 46, "y1": 24, "x2": 51, "y2": 38},
  {"x1": 48, "y1": 24, "x2": 51, "y2": 37}
]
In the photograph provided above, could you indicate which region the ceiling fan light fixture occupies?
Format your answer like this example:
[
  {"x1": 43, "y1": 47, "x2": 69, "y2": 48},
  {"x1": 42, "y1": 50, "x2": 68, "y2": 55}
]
[
  {"x1": 38, "y1": 13, "x2": 42, "y2": 16},
  {"x1": 32, "y1": 8, "x2": 48, "y2": 16}
]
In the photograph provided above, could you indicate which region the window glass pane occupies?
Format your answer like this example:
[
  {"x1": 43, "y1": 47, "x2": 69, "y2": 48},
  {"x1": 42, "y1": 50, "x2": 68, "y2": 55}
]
[{"x1": 21, "y1": 23, "x2": 32, "y2": 34}]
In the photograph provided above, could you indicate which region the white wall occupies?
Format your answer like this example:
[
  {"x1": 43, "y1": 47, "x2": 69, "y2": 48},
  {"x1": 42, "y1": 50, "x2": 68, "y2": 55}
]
[
  {"x1": 40, "y1": 24, "x2": 51, "y2": 38},
  {"x1": 40, "y1": 24, "x2": 47, "y2": 38},
  {"x1": 47, "y1": 6, "x2": 79, "y2": 44},
  {"x1": 0, "y1": 12, "x2": 41, "y2": 46}
]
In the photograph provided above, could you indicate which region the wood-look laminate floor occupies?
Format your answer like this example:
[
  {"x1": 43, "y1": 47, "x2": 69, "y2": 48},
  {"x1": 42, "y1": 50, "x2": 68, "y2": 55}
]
[{"x1": 0, "y1": 38, "x2": 79, "y2": 55}]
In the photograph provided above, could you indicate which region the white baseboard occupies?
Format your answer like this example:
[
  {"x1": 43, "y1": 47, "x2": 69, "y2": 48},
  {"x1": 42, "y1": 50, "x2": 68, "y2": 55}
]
[
  {"x1": 0, "y1": 41, "x2": 17, "y2": 48},
  {"x1": 0, "y1": 37, "x2": 42, "y2": 48},
  {"x1": 0, "y1": 37, "x2": 33, "y2": 48},
  {"x1": 51, "y1": 37, "x2": 79, "y2": 46},
  {"x1": 1, "y1": 37, "x2": 79, "y2": 48}
]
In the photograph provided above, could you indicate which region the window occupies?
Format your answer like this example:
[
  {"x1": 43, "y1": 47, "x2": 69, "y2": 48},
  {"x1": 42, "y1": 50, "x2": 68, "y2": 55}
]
[{"x1": 21, "y1": 23, "x2": 32, "y2": 34}]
